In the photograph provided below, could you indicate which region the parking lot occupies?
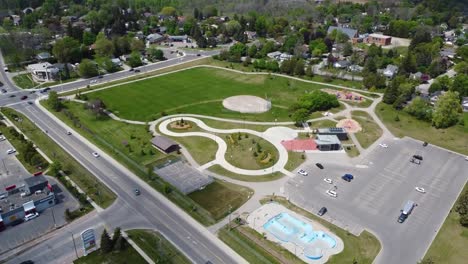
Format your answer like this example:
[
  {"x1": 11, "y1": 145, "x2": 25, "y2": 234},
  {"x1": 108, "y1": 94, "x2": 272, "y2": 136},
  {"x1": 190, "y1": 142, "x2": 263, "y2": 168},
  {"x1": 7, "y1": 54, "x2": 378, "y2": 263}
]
[
  {"x1": 286, "y1": 137, "x2": 468, "y2": 264},
  {"x1": 0, "y1": 137, "x2": 30, "y2": 187}
]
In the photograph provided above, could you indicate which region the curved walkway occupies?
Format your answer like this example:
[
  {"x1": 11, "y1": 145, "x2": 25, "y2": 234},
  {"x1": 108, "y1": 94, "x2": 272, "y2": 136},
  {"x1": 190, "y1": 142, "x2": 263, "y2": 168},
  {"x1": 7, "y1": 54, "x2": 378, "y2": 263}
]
[{"x1": 157, "y1": 117, "x2": 290, "y2": 176}]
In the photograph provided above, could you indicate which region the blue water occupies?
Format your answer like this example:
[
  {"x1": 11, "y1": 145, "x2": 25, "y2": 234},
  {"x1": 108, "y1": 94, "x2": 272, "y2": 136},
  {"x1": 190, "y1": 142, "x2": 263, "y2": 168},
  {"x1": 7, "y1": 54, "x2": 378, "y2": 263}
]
[{"x1": 263, "y1": 212, "x2": 337, "y2": 259}]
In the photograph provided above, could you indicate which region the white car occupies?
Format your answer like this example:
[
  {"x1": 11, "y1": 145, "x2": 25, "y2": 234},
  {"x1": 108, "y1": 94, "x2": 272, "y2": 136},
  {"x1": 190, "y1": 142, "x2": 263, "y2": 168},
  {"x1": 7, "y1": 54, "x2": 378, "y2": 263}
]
[
  {"x1": 6, "y1": 148, "x2": 16, "y2": 154},
  {"x1": 0, "y1": 135, "x2": 5, "y2": 141},
  {"x1": 89, "y1": 80, "x2": 97, "y2": 84},
  {"x1": 465, "y1": 156, "x2": 468, "y2": 161},
  {"x1": 323, "y1": 178, "x2": 333, "y2": 184},
  {"x1": 379, "y1": 143, "x2": 388, "y2": 148},
  {"x1": 25, "y1": 212, "x2": 39, "y2": 221},
  {"x1": 415, "y1": 187, "x2": 426, "y2": 193},
  {"x1": 92, "y1": 152, "x2": 100, "y2": 158},
  {"x1": 326, "y1": 190, "x2": 337, "y2": 198},
  {"x1": 297, "y1": 169, "x2": 308, "y2": 176}
]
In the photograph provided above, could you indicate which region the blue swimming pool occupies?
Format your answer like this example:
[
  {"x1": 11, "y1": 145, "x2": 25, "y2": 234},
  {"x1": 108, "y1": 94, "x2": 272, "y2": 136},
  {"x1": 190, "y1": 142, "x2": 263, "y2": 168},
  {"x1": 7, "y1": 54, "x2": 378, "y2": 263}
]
[{"x1": 263, "y1": 212, "x2": 337, "y2": 260}]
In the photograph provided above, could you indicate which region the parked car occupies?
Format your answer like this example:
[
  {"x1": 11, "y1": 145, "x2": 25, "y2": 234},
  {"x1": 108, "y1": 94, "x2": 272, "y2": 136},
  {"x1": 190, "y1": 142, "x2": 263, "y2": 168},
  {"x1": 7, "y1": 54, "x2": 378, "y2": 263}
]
[
  {"x1": 1, "y1": 89, "x2": 7, "y2": 93},
  {"x1": 197, "y1": 53, "x2": 201, "y2": 56},
  {"x1": 318, "y1": 207, "x2": 327, "y2": 216},
  {"x1": 134, "y1": 189, "x2": 141, "y2": 196},
  {"x1": 6, "y1": 148, "x2": 16, "y2": 154},
  {"x1": 66, "y1": 131, "x2": 72, "y2": 135},
  {"x1": 410, "y1": 158, "x2": 421, "y2": 165},
  {"x1": 129, "y1": 68, "x2": 134, "y2": 71},
  {"x1": 342, "y1": 174, "x2": 354, "y2": 182},
  {"x1": 98, "y1": 75, "x2": 103, "y2": 79},
  {"x1": 422, "y1": 142, "x2": 428, "y2": 147},
  {"x1": 323, "y1": 178, "x2": 333, "y2": 184},
  {"x1": 135, "y1": 69, "x2": 141, "y2": 72},
  {"x1": 89, "y1": 80, "x2": 97, "y2": 84},
  {"x1": 9, "y1": 94, "x2": 15, "y2": 97},
  {"x1": 315, "y1": 163, "x2": 324, "y2": 169},
  {"x1": 413, "y1": 154, "x2": 423, "y2": 160},
  {"x1": 326, "y1": 190, "x2": 337, "y2": 198},
  {"x1": 379, "y1": 143, "x2": 388, "y2": 148},
  {"x1": 297, "y1": 169, "x2": 308, "y2": 176},
  {"x1": 92, "y1": 152, "x2": 100, "y2": 158},
  {"x1": 25, "y1": 212, "x2": 39, "y2": 221},
  {"x1": 3, "y1": 66, "x2": 9, "y2": 72}
]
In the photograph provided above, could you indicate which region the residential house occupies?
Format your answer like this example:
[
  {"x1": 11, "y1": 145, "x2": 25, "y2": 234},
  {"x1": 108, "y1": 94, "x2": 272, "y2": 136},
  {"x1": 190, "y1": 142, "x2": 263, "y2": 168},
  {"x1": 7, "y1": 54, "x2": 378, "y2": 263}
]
[
  {"x1": 333, "y1": 60, "x2": 351, "y2": 69},
  {"x1": 267, "y1": 51, "x2": 282, "y2": 60},
  {"x1": 327, "y1": 26, "x2": 358, "y2": 40},
  {"x1": 439, "y1": 48, "x2": 456, "y2": 59},
  {"x1": 36, "y1": 52, "x2": 51, "y2": 61},
  {"x1": 382, "y1": 64, "x2": 398, "y2": 78},
  {"x1": 157, "y1": 26, "x2": 167, "y2": 34},
  {"x1": 429, "y1": 91, "x2": 446, "y2": 105},
  {"x1": 279, "y1": 53, "x2": 293, "y2": 61},
  {"x1": 348, "y1": 64, "x2": 363, "y2": 73},
  {"x1": 27, "y1": 62, "x2": 59, "y2": 82},
  {"x1": 11, "y1": 15, "x2": 21, "y2": 26},
  {"x1": 111, "y1": 58, "x2": 122, "y2": 66},
  {"x1": 146, "y1": 33, "x2": 165, "y2": 43},
  {"x1": 462, "y1": 97, "x2": 468, "y2": 112}
]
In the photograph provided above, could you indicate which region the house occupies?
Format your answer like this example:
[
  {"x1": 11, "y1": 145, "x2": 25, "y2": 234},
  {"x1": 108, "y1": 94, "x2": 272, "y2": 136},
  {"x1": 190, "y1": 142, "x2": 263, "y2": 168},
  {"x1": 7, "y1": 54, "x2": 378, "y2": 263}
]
[
  {"x1": 327, "y1": 26, "x2": 358, "y2": 40},
  {"x1": 244, "y1": 31, "x2": 257, "y2": 40},
  {"x1": 279, "y1": 53, "x2": 293, "y2": 61},
  {"x1": 429, "y1": 91, "x2": 446, "y2": 105},
  {"x1": 27, "y1": 62, "x2": 59, "y2": 82},
  {"x1": 462, "y1": 97, "x2": 468, "y2": 112},
  {"x1": 315, "y1": 135, "x2": 342, "y2": 151},
  {"x1": 382, "y1": 64, "x2": 398, "y2": 78},
  {"x1": 36, "y1": 52, "x2": 51, "y2": 61},
  {"x1": 439, "y1": 48, "x2": 456, "y2": 59},
  {"x1": 157, "y1": 26, "x2": 167, "y2": 34},
  {"x1": 146, "y1": 33, "x2": 165, "y2": 43},
  {"x1": 364, "y1": 34, "x2": 392, "y2": 46},
  {"x1": 151, "y1": 136, "x2": 180, "y2": 153},
  {"x1": 333, "y1": 60, "x2": 351, "y2": 69},
  {"x1": 168, "y1": 35, "x2": 189, "y2": 43},
  {"x1": 11, "y1": 15, "x2": 21, "y2": 26},
  {"x1": 267, "y1": 51, "x2": 282, "y2": 60},
  {"x1": 348, "y1": 64, "x2": 363, "y2": 73},
  {"x1": 111, "y1": 58, "x2": 122, "y2": 66}
]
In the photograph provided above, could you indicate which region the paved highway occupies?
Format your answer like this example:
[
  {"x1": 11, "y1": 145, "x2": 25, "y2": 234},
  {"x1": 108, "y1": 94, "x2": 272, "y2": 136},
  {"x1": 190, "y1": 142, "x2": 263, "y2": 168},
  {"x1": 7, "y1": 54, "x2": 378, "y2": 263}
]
[{"x1": 0, "y1": 50, "x2": 248, "y2": 263}]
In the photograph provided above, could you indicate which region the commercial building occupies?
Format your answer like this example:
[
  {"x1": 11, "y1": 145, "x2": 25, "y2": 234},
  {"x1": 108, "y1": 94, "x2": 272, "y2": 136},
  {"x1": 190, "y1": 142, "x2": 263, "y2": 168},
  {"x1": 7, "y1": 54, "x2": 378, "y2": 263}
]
[
  {"x1": 315, "y1": 135, "x2": 342, "y2": 151},
  {"x1": 364, "y1": 34, "x2": 392, "y2": 46},
  {"x1": 27, "y1": 62, "x2": 59, "y2": 82},
  {"x1": 317, "y1": 127, "x2": 348, "y2": 140},
  {"x1": 0, "y1": 175, "x2": 56, "y2": 230}
]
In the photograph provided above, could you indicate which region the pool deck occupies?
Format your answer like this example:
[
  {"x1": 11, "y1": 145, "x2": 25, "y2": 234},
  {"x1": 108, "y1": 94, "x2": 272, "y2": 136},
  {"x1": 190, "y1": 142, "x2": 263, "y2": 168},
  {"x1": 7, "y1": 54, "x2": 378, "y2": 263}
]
[{"x1": 247, "y1": 202, "x2": 344, "y2": 264}]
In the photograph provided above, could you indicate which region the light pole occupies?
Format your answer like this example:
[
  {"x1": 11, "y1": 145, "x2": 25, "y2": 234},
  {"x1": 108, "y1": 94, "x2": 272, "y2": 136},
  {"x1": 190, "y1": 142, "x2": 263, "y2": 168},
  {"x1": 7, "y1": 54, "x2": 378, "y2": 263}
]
[
  {"x1": 71, "y1": 232, "x2": 79, "y2": 259},
  {"x1": 228, "y1": 204, "x2": 232, "y2": 231}
]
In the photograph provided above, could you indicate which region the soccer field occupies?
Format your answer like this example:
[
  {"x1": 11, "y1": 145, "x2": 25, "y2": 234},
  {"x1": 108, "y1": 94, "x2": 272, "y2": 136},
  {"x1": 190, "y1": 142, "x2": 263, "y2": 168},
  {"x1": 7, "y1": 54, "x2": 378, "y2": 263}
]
[{"x1": 87, "y1": 67, "x2": 334, "y2": 121}]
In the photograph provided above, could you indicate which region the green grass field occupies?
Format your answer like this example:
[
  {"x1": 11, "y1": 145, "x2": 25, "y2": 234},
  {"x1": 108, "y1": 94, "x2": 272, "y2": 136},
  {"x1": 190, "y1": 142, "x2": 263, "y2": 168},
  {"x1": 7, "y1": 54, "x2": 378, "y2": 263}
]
[
  {"x1": 87, "y1": 67, "x2": 346, "y2": 122},
  {"x1": 126, "y1": 230, "x2": 191, "y2": 264},
  {"x1": 170, "y1": 136, "x2": 218, "y2": 165},
  {"x1": 352, "y1": 110, "x2": 383, "y2": 149},
  {"x1": 189, "y1": 180, "x2": 252, "y2": 220},
  {"x1": 208, "y1": 164, "x2": 284, "y2": 182},
  {"x1": 74, "y1": 246, "x2": 146, "y2": 264},
  {"x1": 284, "y1": 151, "x2": 306, "y2": 171},
  {"x1": 423, "y1": 184, "x2": 468, "y2": 264},
  {"x1": 12, "y1": 73, "x2": 37, "y2": 89},
  {"x1": 376, "y1": 103, "x2": 468, "y2": 155}
]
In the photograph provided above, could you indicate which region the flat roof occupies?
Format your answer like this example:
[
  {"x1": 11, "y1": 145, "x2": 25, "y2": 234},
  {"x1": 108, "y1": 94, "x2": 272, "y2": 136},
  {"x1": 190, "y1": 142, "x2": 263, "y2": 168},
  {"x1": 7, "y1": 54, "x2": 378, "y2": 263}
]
[
  {"x1": 24, "y1": 175, "x2": 47, "y2": 188},
  {"x1": 0, "y1": 189, "x2": 50, "y2": 214},
  {"x1": 317, "y1": 127, "x2": 347, "y2": 133},
  {"x1": 315, "y1": 134, "x2": 341, "y2": 145},
  {"x1": 368, "y1": 33, "x2": 391, "y2": 39}
]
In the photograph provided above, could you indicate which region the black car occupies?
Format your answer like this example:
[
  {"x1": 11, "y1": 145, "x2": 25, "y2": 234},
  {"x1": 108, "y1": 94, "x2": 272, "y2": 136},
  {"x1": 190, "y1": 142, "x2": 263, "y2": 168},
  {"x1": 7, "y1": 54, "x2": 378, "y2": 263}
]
[
  {"x1": 20, "y1": 261, "x2": 34, "y2": 264},
  {"x1": 98, "y1": 75, "x2": 103, "y2": 79},
  {"x1": 413, "y1": 154, "x2": 423, "y2": 160},
  {"x1": 318, "y1": 207, "x2": 327, "y2": 216},
  {"x1": 422, "y1": 142, "x2": 428, "y2": 147},
  {"x1": 315, "y1": 163, "x2": 324, "y2": 169},
  {"x1": 129, "y1": 68, "x2": 134, "y2": 71},
  {"x1": 134, "y1": 189, "x2": 141, "y2": 196},
  {"x1": 20, "y1": 95, "x2": 28, "y2": 100},
  {"x1": 197, "y1": 53, "x2": 201, "y2": 56},
  {"x1": 135, "y1": 69, "x2": 141, "y2": 72},
  {"x1": 9, "y1": 94, "x2": 15, "y2": 97},
  {"x1": 1, "y1": 88, "x2": 7, "y2": 93}
]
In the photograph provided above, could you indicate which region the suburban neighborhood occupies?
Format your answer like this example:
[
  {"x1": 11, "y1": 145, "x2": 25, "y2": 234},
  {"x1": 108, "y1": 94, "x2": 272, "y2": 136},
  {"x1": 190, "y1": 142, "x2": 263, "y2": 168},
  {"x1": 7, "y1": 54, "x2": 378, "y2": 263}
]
[{"x1": 0, "y1": 0, "x2": 467, "y2": 264}]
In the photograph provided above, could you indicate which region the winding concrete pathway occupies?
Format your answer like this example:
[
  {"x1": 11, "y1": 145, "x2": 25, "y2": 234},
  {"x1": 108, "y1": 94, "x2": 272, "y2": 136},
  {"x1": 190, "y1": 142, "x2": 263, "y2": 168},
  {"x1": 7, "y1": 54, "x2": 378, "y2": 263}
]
[{"x1": 157, "y1": 117, "x2": 291, "y2": 176}]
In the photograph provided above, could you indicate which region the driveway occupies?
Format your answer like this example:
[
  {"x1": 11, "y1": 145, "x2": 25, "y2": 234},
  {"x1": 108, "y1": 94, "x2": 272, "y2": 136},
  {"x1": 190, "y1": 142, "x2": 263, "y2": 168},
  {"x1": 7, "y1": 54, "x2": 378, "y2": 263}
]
[{"x1": 285, "y1": 137, "x2": 468, "y2": 264}]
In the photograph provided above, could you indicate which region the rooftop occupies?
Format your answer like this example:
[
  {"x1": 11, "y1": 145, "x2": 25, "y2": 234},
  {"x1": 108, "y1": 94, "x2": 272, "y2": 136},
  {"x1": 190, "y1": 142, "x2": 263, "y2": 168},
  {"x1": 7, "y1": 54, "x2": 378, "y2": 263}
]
[
  {"x1": 317, "y1": 127, "x2": 347, "y2": 134},
  {"x1": 327, "y1": 26, "x2": 358, "y2": 39},
  {"x1": 27, "y1": 62, "x2": 59, "y2": 72},
  {"x1": 315, "y1": 134, "x2": 341, "y2": 145},
  {"x1": 151, "y1": 136, "x2": 179, "y2": 151}
]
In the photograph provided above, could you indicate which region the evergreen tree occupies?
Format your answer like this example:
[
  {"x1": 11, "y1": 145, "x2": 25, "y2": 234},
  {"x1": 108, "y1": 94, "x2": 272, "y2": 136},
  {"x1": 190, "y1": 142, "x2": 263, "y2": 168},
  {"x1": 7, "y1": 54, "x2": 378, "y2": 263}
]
[
  {"x1": 112, "y1": 227, "x2": 121, "y2": 249},
  {"x1": 100, "y1": 229, "x2": 113, "y2": 253},
  {"x1": 383, "y1": 79, "x2": 399, "y2": 105}
]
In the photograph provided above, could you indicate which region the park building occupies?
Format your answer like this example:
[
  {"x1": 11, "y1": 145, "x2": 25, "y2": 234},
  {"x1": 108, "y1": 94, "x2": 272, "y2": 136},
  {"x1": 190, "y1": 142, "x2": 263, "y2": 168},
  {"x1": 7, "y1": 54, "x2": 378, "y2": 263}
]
[
  {"x1": 315, "y1": 135, "x2": 342, "y2": 151},
  {"x1": 317, "y1": 127, "x2": 348, "y2": 140},
  {"x1": 0, "y1": 175, "x2": 56, "y2": 230}
]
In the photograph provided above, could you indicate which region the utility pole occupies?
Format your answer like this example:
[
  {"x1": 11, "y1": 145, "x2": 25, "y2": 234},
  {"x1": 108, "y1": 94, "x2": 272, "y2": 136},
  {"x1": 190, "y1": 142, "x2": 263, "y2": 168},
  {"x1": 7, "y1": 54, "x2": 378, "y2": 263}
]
[
  {"x1": 71, "y1": 233, "x2": 79, "y2": 259},
  {"x1": 228, "y1": 204, "x2": 232, "y2": 231}
]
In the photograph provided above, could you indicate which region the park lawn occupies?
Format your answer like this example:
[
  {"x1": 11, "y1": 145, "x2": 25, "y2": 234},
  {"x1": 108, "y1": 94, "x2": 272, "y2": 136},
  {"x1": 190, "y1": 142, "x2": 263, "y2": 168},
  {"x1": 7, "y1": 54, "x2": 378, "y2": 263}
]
[
  {"x1": 12, "y1": 73, "x2": 37, "y2": 89},
  {"x1": 189, "y1": 180, "x2": 253, "y2": 220},
  {"x1": 74, "y1": 246, "x2": 146, "y2": 264},
  {"x1": 224, "y1": 133, "x2": 279, "y2": 170},
  {"x1": 198, "y1": 118, "x2": 272, "y2": 132},
  {"x1": 284, "y1": 151, "x2": 306, "y2": 171},
  {"x1": 423, "y1": 184, "x2": 468, "y2": 264},
  {"x1": 376, "y1": 103, "x2": 468, "y2": 155},
  {"x1": 208, "y1": 164, "x2": 284, "y2": 182},
  {"x1": 126, "y1": 230, "x2": 190, "y2": 264},
  {"x1": 1, "y1": 108, "x2": 116, "y2": 208},
  {"x1": 87, "y1": 67, "x2": 335, "y2": 122},
  {"x1": 344, "y1": 145, "x2": 360, "y2": 157},
  {"x1": 170, "y1": 136, "x2": 218, "y2": 165},
  {"x1": 309, "y1": 119, "x2": 337, "y2": 128},
  {"x1": 261, "y1": 197, "x2": 381, "y2": 264},
  {"x1": 57, "y1": 101, "x2": 163, "y2": 165},
  {"x1": 352, "y1": 110, "x2": 383, "y2": 149}
]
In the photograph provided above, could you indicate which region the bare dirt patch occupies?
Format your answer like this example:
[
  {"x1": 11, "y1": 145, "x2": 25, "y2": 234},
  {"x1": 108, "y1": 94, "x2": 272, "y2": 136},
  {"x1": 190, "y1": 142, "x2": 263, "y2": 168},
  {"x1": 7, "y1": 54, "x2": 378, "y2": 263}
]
[{"x1": 336, "y1": 118, "x2": 362, "y2": 133}]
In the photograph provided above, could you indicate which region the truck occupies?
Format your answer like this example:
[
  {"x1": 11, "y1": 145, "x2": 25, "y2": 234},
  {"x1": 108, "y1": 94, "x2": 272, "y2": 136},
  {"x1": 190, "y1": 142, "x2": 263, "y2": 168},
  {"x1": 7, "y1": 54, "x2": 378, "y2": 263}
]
[{"x1": 398, "y1": 200, "x2": 415, "y2": 223}]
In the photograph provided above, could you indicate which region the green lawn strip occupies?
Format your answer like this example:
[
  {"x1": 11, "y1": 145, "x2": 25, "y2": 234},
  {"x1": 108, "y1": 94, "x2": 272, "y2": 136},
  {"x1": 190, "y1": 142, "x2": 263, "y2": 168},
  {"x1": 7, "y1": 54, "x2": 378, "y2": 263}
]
[
  {"x1": 169, "y1": 136, "x2": 218, "y2": 165},
  {"x1": 344, "y1": 145, "x2": 360, "y2": 157},
  {"x1": 0, "y1": 122, "x2": 48, "y2": 173},
  {"x1": 224, "y1": 133, "x2": 279, "y2": 170},
  {"x1": 352, "y1": 110, "x2": 383, "y2": 149},
  {"x1": 207, "y1": 164, "x2": 284, "y2": 182},
  {"x1": 12, "y1": 73, "x2": 37, "y2": 89},
  {"x1": 261, "y1": 197, "x2": 381, "y2": 264},
  {"x1": 309, "y1": 119, "x2": 337, "y2": 128},
  {"x1": 189, "y1": 180, "x2": 253, "y2": 220},
  {"x1": 61, "y1": 58, "x2": 211, "y2": 97},
  {"x1": 423, "y1": 184, "x2": 468, "y2": 264},
  {"x1": 198, "y1": 118, "x2": 272, "y2": 132},
  {"x1": 376, "y1": 103, "x2": 468, "y2": 155},
  {"x1": 86, "y1": 67, "x2": 334, "y2": 122},
  {"x1": 126, "y1": 229, "x2": 191, "y2": 264},
  {"x1": 74, "y1": 245, "x2": 146, "y2": 264},
  {"x1": 218, "y1": 226, "x2": 281, "y2": 264},
  {"x1": 284, "y1": 151, "x2": 306, "y2": 171},
  {"x1": 42, "y1": 102, "x2": 217, "y2": 225},
  {"x1": 1, "y1": 108, "x2": 116, "y2": 208}
]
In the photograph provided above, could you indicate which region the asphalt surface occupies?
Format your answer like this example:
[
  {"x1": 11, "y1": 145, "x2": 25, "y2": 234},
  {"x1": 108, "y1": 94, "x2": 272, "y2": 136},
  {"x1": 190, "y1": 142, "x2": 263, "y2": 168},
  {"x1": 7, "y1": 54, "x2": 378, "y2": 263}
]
[{"x1": 287, "y1": 137, "x2": 468, "y2": 264}]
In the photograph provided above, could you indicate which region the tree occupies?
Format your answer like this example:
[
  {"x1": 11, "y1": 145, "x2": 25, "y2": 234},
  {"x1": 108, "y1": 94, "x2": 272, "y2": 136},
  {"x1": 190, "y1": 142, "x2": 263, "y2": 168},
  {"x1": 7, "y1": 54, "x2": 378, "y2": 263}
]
[
  {"x1": 229, "y1": 43, "x2": 247, "y2": 58},
  {"x1": 52, "y1": 36, "x2": 81, "y2": 78},
  {"x1": 400, "y1": 51, "x2": 417, "y2": 75},
  {"x1": 96, "y1": 56, "x2": 117, "y2": 73},
  {"x1": 293, "y1": 60, "x2": 305, "y2": 76},
  {"x1": 128, "y1": 51, "x2": 142, "y2": 68},
  {"x1": 432, "y1": 91, "x2": 462, "y2": 128},
  {"x1": 342, "y1": 42, "x2": 353, "y2": 57},
  {"x1": 383, "y1": 79, "x2": 399, "y2": 105},
  {"x1": 2, "y1": 18, "x2": 13, "y2": 31},
  {"x1": 450, "y1": 74, "x2": 468, "y2": 98},
  {"x1": 148, "y1": 48, "x2": 164, "y2": 61},
  {"x1": 454, "y1": 61, "x2": 468, "y2": 75},
  {"x1": 130, "y1": 38, "x2": 145, "y2": 52},
  {"x1": 78, "y1": 59, "x2": 98, "y2": 78},
  {"x1": 248, "y1": 45, "x2": 257, "y2": 58},
  {"x1": 47, "y1": 91, "x2": 62, "y2": 111},
  {"x1": 82, "y1": 31, "x2": 96, "y2": 46},
  {"x1": 100, "y1": 229, "x2": 113, "y2": 253},
  {"x1": 94, "y1": 33, "x2": 114, "y2": 58},
  {"x1": 405, "y1": 97, "x2": 432, "y2": 121},
  {"x1": 291, "y1": 108, "x2": 309, "y2": 124},
  {"x1": 49, "y1": 161, "x2": 63, "y2": 176},
  {"x1": 114, "y1": 235, "x2": 127, "y2": 252},
  {"x1": 160, "y1": 6, "x2": 177, "y2": 17},
  {"x1": 112, "y1": 227, "x2": 121, "y2": 249}
]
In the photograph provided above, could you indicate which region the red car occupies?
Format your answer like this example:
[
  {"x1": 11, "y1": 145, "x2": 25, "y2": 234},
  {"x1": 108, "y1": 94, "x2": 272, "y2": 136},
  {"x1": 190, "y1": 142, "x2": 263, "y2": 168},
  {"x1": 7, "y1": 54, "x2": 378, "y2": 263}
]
[{"x1": 20, "y1": 95, "x2": 28, "y2": 100}]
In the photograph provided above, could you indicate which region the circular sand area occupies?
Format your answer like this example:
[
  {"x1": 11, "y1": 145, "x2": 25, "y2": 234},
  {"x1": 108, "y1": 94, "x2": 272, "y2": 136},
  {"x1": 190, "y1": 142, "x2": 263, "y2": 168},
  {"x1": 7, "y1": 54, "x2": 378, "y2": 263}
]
[
  {"x1": 223, "y1": 95, "x2": 271, "y2": 113},
  {"x1": 336, "y1": 118, "x2": 362, "y2": 133}
]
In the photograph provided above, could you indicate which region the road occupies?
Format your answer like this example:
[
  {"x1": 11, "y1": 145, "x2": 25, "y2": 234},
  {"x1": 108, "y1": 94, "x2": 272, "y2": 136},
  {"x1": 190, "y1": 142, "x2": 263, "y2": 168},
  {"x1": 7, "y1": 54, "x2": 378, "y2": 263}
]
[{"x1": 0, "y1": 50, "x2": 247, "y2": 264}]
